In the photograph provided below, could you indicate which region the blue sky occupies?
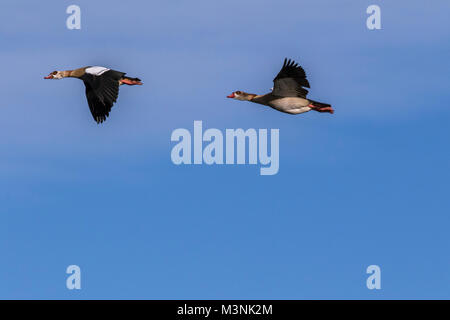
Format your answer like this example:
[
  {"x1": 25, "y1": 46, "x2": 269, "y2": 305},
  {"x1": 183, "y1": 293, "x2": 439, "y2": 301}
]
[{"x1": 1, "y1": 0, "x2": 450, "y2": 299}]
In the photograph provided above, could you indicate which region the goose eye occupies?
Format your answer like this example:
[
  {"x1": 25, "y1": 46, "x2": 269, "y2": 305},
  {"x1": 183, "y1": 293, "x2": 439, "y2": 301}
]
[
  {"x1": 236, "y1": 91, "x2": 242, "y2": 94},
  {"x1": 51, "y1": 71, "x2": 57, "y2": 75}
]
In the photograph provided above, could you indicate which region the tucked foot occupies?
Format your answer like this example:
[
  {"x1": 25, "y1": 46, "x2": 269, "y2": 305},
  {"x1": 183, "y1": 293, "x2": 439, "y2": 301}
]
[
  {"x1": 309, "y1": 104, "x2": 334, "y2": 114},
  {"x1": 120, "y1": 78, "x2": 143, "y2": 85}
]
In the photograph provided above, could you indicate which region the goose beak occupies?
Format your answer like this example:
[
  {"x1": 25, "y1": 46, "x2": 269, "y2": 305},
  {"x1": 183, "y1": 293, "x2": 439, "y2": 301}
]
[
  {"x1": 44, "y1": 75, "x2": 53, "y2": 79},
  {"x1": 227, "y1": 93, "x2": 235, "y2": 98}
]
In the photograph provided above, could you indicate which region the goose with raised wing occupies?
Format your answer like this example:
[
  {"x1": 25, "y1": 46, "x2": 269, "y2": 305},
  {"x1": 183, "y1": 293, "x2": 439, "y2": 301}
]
[
  {"x1": 44, "y1": 66, "x2": 142, "y2": 123},
  {"x1": 227, "y1": 58, "x2": 333, "y2": 115}
]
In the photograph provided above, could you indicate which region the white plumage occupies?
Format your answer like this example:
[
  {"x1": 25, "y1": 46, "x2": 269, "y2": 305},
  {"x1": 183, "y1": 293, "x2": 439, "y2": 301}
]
[{"x1": 85, "y1": 66, "x2": 110, "y2": 76}]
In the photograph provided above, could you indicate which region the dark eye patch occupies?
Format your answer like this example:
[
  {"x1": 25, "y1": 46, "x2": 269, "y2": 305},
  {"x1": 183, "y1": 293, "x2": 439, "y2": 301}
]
[
  {"x1": 51, "y1": 71, "x2": 57, "y2": 75},
  {"x1": 236, "y1": 91, "x2": 242, "y2": 94}
]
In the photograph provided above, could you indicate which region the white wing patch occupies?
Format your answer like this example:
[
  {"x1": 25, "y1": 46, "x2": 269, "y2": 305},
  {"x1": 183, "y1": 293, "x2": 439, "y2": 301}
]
[{"x1": 85, "y1": 66, "x2": 110, "y2": 76}]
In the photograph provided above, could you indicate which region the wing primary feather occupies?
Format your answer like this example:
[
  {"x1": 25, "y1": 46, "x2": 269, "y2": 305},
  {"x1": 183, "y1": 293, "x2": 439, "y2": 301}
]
[{"x1": 272, "y1": 58, "x2": 310, "y2": 98}]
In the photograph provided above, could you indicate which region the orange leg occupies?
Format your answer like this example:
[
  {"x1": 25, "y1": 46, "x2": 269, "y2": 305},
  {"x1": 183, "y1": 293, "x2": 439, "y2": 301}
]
[
  {"x1": 120, "y1": 78, "x2": 143, "y2": 85},
  {"x1": 309, "y1": 104, "x2": 334, "y2": 114}
]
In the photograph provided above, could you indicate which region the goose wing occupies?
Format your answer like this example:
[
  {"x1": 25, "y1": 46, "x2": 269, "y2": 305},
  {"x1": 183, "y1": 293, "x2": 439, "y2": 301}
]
[
  {"x1": 81, "y1": 69, "x2": 125, "y2": 123},
  {"x1": 272, "y1": 58, "x2": 310, "y2": 98}
]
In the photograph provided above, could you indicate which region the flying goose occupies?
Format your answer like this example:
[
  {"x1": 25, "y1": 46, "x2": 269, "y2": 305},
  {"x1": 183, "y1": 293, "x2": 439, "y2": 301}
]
[
  {"x1": 227, "y1": 58, "x2": 333, "y2": 115},
  {"x1": 44, "y1": 66, "x2": 142, "y2": 123}
]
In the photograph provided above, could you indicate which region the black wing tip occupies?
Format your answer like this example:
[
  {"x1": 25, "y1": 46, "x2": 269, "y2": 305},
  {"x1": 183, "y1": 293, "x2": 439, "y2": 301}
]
[
  {"x1": 89, "y1": 99, "x2": 112, "y2": 124},
  {"x1": 281, "y1": 57, "x2": 309, "y2": 86},
  {"x1": 283, "y1": 57, "x2": 300, "y2": 67},
  {"x1": 95, "y1": 114, "x2": 109, "y2": 124},
  {"x1": 304, "y1": 79, "x2": 311, "y2": 88}
]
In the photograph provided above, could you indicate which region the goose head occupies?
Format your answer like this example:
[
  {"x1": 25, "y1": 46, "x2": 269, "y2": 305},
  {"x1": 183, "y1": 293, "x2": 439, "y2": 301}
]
[
  {"x1": 227, "y1": 91, "x2": 255, "y2": 101},
  {"x1": 44, "y1": 71, "x2": 64, "y2": 79}
]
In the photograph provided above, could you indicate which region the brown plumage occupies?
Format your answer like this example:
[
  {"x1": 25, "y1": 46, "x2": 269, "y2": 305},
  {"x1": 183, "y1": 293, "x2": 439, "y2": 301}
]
[
  {"x1": 44, "y1": 66, "x2": 142, "y2": 123},
  {"x1": 227, "y1": 58, "x2": 333, "y2": 115}
]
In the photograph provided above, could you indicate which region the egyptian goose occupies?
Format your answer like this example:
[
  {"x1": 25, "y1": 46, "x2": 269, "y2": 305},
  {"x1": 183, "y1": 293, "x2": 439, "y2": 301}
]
[
  {"x1": 44, "y1": 66, "x2": 142, "y2": 123},
  {"x1": 227, "y1": 58, "x2": 333, "y2": 115}
]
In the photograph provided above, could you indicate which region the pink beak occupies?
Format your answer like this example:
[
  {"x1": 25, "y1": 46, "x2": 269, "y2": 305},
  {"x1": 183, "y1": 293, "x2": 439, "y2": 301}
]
[
  {"x1": 44, "y1": 75, "x2": 53, "y2": 79},
  {"x1": 227, "y1": 93, "x2": 235, "y2": 98}
]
